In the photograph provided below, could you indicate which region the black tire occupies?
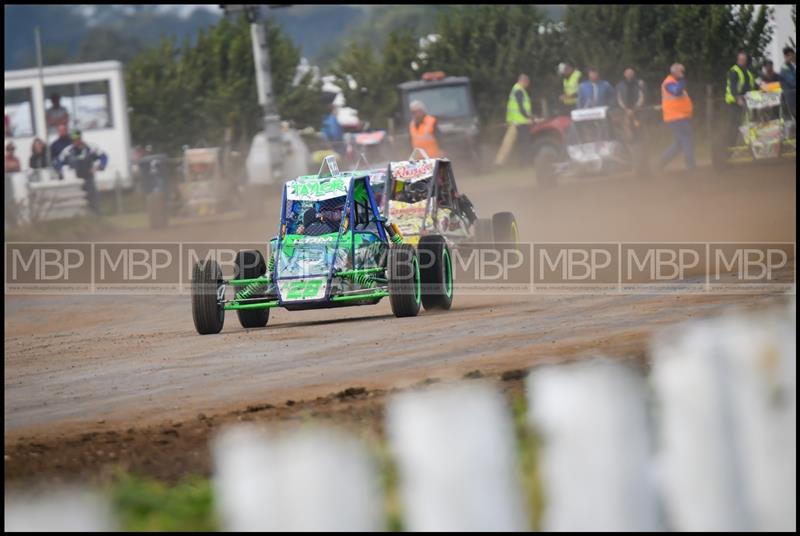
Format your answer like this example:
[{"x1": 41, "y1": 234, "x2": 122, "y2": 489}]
[
  {"x1": 388, "y1": 243, "x2": 421, "y2": 318},
  {"x1": 234, "y1": 250, "x2": 269, "y2": 329},
  {"x1": 474, "y1": 218, "x2": 494, "y2": 243},
  {"x1": 192, "y1": 260, "x2": 224, "y2": 335},
  {"x1": 147, "y1": 190, "x2": 168, "y2": 229},
  {"x1": 418, "y1": 235, "x2": 454, "y2": 311},
  {"x1": 533, "y1": 142, "x2": 559, "y2": 190},
  {"x1": 492, "y1": 212, "x2": 519, "y2": 244}
]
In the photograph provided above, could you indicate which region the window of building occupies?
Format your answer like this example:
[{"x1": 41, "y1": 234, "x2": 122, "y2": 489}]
[
  {"x1": 4, "y1": 88, "x2": 35, "y2": 138},
  {"x1": 44, "y1": 80, "x2": 113, "y2": 134}
]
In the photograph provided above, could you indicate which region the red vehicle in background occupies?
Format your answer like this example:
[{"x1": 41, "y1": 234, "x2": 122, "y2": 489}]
[{"x1": 528, "y1": 115, "x2": 573, "y2": 184}]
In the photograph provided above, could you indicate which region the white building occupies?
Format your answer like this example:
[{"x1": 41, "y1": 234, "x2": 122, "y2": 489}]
[
  {"x1": 762, "y1": 4, "x2": 795, "y2": 66},
  {"x1": 5, "y1": 61, "x2": 133, "y2": 190}
]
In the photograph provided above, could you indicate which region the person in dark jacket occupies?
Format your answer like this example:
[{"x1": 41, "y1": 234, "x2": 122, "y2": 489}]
[
  {"x1": 616, "y1": 68, "x2": 647, "y2": 142},
  {"x1": 54, "y1": 130, "x2": 108, "y2": 213},
  {"x1": 50, "y1": 123, "x2": 72, "y2": 175},
  {"x1": 760, "y1": 60, "x2": 781, "y2": 83},
  {"x1": 780, "y1": 47, "x2": 796, "y2": 118},
  {"x1": 29, "y1": 138, "x2": 48, "y2": 170}
]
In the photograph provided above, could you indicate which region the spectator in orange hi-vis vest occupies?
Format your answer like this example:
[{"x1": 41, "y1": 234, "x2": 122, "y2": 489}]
[
  {"x1": 658, "y1": 63, "x2": 695, "y2": 170},
  {"x1": 408, "y1": 100, "x2": 442, "y2": 158}
]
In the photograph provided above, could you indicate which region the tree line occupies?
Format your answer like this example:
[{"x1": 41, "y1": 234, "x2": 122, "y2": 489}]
[{"x1": 124, "y1": 5, "x2": 780, "y2": 155}]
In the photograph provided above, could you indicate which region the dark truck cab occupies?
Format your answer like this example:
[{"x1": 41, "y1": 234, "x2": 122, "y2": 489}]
[{"x1": 397, "y1": 74, "x2": 481, "y2": 164}]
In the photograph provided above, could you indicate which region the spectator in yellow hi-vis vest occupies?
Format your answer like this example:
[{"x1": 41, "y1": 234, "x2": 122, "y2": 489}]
[
  {"x1": 495, "y1": 74, "x2": 533, "y2": 167},
  {"x1": 725, "y1": 51, "x2": 758, "y2": 148}
]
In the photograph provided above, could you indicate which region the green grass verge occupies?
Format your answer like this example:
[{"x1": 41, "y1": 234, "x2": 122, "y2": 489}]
[
  {"x1": 109, "y1": 472, "x2": 218, "y2": 531},
  {"x1": 102, "y1": 393, "x2": 542, "y2": 531}
]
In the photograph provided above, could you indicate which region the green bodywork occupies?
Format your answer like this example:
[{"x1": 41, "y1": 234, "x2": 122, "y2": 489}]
[{"x1": 221, "y1": 166, "x2": 395, "y2": 312}]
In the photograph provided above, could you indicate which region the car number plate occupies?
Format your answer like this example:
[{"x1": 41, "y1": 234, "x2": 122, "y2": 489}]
[{"x1": 278, "y1": 277, "x2": 327, "y2": 302}]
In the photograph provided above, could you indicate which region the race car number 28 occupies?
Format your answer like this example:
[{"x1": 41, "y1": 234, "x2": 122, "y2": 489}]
[{"x1": 280, "y1": 278, "x2": 326, "y2": 301}]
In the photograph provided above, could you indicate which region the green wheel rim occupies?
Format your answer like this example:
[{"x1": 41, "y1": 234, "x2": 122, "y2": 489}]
[
  {"x1": 414, "y1": 256, "x2": 421, "y2": 305},
  {"x1": 443, "y1": 248, "x2": 453, "y2": 298}
]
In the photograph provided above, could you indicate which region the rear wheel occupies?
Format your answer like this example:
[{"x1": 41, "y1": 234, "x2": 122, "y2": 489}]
[
  {"x1": 492, "y1": 212, "x2": 519, "y2": 244},
  {"x1": 234, "y1": 250, "x2": 269, "y2": 329},
  {"x1": 192, "y1": 260, "x2": 224, "y2": 335},
  {"x1": 533, "y1": 143, "x2": 559, "y2": 190},
  {"x1": 418, "y1": 235, "x2": 454, "y2": 311},
  {"x1": 388, "y1": 244, "x2": 421, "y2": 317}
]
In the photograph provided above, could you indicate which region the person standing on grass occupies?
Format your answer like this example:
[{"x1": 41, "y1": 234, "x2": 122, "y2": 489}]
[
  {"x1": 659, "y1": 63, "x2": 695, "y2": 171},
  {"x1": 495, "y1": 74, "x2": 533, "y2": 167},
  {"x1": 724, "y1": 51, "x2": 757, "y2": 147}
]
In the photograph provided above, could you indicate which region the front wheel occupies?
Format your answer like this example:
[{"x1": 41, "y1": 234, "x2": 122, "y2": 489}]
[
  {"x1": 388, "y1": 244, "x2": 421, "y2": 318},
  {"x1": 192, "y1": 259, "x2": 225, "y2": 335},
  {"x1": 418, "y1": 235, "x2": 454, "y2": 311},
  {"x1": 234, "y1": 250, "x2": 269, "y2": 329}
]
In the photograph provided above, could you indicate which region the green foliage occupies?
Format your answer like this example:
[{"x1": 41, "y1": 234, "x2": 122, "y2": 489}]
[
  {"x1": 126, "y1": 16, "x2": 326, "y2": 155},
  {"x1": 425, "y1": 5, "x2": 565, "y2": 126},
  {"x1": 564, "y1": 5, "x2": 774, "y2": 100},
  {"x1": 331, "y1": 29, "x2": 420, "y2": 128},
  {"x1": 111, "y1": 472, "x2": 217, "y2": 531},
  {"x1": 76, "y1": 27, "x2": 144, "y2": 64}
]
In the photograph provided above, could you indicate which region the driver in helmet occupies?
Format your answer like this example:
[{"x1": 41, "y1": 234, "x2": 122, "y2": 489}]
[
  {"x1": 394, "y1": 179, "x2": 429, "y2": 204},
  {"x1": 297, "y1": 201, "x2": 344, "y2": 235}
]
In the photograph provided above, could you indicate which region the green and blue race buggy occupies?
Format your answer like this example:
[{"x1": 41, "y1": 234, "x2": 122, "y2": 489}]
[{"x1": 191, "y1": 156, "x2": 454, "y2": 335}]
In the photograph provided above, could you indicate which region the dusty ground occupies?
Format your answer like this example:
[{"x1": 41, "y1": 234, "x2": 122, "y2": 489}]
[{"x1": 4, "y1": 159, "x2": 796, "y2": 485}]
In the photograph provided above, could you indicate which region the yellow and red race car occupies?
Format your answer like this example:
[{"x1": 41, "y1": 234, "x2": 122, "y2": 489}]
[{"x1": 378, "y1": 149, "x2": 519, "y2": 247}]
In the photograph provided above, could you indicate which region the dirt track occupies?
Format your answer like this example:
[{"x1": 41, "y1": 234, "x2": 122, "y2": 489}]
[{"x1": 4, "y1": 160, "x2": 796, "y2": 483}]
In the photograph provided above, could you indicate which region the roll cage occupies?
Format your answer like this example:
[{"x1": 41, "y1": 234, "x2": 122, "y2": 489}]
[{"x1": 380, "y1": 149, "x2": 461, "y2": 235}]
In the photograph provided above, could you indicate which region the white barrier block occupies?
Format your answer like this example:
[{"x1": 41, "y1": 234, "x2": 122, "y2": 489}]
[
  {"x1": 211, "y1": 425, "x2": 384, "y2": 532},
  {"x1": 4, "y1": 488, "x2": 115, "y2": 532},
  {"x1": 651, "y1": 306, "x2": 796, "y2": 531},
  {"x1": 526, "y1": 358, "x2": 660, "y2": 532},
  {"x1": 386, "y1": 383, "x2": 528, "y2": 531}
]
